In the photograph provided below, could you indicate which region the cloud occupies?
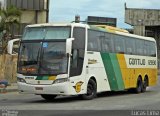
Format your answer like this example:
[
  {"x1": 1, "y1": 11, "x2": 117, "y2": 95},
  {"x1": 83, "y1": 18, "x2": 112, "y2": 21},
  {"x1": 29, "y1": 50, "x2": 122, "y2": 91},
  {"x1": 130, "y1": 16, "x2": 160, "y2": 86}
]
[
  {"x1": 49, "y1": 0, "x2": 160, "y2": 28},
  {"x1": 49, "y1": 0, "x2": 92, "y2": 22},
  {"x1": 49, "y1": 0, "x2": 126, "y2": 24}
]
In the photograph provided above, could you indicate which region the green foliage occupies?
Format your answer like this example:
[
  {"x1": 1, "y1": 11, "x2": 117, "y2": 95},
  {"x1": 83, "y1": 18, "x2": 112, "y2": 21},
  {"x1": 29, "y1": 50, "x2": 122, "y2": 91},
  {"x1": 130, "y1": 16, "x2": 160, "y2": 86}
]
[
  {"x1": 0, "y1": 6, "x2": 21, "y2": 53},
  {"x1": 0, "y1": 6, "x2": 21, "y2": 32}
]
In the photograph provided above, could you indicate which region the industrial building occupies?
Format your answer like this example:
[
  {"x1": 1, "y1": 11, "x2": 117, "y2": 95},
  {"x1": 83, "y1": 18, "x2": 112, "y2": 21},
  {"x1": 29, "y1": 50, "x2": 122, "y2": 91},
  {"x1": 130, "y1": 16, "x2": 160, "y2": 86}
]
[
  {"x1": 0, "y1": 0, "x2": 49, "y2": 35},
  {"x1": 125, "y1": 4, "x2": 160, "y2": 59}
]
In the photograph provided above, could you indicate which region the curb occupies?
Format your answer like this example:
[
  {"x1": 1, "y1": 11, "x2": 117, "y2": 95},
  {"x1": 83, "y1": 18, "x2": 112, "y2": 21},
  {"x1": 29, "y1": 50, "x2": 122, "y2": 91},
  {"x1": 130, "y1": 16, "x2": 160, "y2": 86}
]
[
  {"x1": 0, "y1": 84, "x2": 18, "y2": 93},
  {"x1": 0, "y1": 88, "x2": 18, "y2": 94},
  {"x1": 7, "y1": 88, "x2": 18, "y2": 92}
]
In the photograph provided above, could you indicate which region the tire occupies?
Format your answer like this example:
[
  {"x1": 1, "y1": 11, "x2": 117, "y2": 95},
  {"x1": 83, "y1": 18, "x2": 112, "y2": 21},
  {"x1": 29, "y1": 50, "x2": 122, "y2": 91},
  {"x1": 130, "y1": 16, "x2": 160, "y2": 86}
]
[
  {"x1": 134, "y1": 78, "x2": 143, "y2": 93},
  {"x1": 142, "y1": 78, "x2": 148, "y2": 92},
  {"x1": 81, "y1": 79, "x2": 97, "y2": 100},
  {"x1": 41, "y1": 94, "x2": 57, "y2": 101}
]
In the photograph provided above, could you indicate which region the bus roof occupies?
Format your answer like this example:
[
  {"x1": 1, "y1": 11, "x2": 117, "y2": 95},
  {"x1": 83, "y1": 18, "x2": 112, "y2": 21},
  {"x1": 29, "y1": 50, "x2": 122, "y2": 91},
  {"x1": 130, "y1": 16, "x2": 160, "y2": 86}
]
[
  {"x1": 26, "y1": 22, "x2": 88, "y2": 28},
  {"x1": 95, "y1": 25, "x2": 129, "y2": 33},
  {"x1": 26, "y1": 23, "x2": 155, "y2": 42},
  {"x1": 116, "y1": 31, "x2": 156, "y2": 42}
]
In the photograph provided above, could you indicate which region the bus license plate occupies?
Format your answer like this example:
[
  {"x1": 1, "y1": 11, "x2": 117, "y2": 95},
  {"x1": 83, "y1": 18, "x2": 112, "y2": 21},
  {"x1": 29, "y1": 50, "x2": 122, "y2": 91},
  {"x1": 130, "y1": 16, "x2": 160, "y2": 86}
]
[{"x1": 35, "y1": 87, "x2": 43, "y2": 90}]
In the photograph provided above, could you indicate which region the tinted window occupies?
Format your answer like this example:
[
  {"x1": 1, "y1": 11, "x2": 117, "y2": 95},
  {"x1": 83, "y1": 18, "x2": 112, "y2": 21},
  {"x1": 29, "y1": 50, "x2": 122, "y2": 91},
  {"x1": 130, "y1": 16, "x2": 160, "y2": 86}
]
[
  {"x1": 149, "y1": 42, "x2": 156, "y2": 57},
  {"x1": 22, "y1": 27, "x2": 71, "y2": 40},
  {"x1": 144, "y1": 41, "x2": 150, "y2": 56},
  {"x1": 70, "y1": 27, "x2": 85, "y2": 77},
  {"x1": 113, "y1": 35, "x2": 125, "y2": 54},
  {"x1": 88, "y1": 30, "x2": 104, "y2": 51},
  {"x1": 73, "y1": 27, "x2": 85, "y2": 49},
  {"x1": 135, "y1": 39, "x2": 144, "y2": 55},
  {"x1": 125, "y1": 37, "x2": 136, "y2": 55},
  {"x1": 87, "y1": 29, "x2": 156, "y2": 57},
  {"x1": 102, "y1": 33, "x2": 113, "y2": 52}
]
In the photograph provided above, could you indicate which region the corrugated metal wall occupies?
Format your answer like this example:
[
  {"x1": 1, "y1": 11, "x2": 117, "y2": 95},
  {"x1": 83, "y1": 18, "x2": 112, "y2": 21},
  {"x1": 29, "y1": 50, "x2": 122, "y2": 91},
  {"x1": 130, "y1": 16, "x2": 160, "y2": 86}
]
[{"x1": 6, "y1": 0, "x2": 46, "y2": 10}]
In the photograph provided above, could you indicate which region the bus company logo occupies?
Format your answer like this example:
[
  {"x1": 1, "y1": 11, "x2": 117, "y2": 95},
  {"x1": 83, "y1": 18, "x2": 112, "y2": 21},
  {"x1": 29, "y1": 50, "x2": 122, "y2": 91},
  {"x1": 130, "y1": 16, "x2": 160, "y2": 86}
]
[
  {"x1": 37, "y1": 81, "x2": 40, "y2": 84},
  {"x1": 88, "y1": 59, "x2": 97, "y2": 64},
  {"x1": 73, "y1": 81, "x2": 84, "y2": 93}
]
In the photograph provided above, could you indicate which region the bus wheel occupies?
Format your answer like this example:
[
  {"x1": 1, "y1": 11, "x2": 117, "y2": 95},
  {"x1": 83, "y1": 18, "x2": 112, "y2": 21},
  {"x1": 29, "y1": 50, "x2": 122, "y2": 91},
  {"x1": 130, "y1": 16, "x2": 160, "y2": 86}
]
[
  {"x1": 41, "y1": 94, "x2": 57, "y2": 101},
  {"x1": 134, "y1": 78, "x2": 142, "y2": 93},
  {"x1": 81, "y1": 79, "x2": 97, "y2": 100},
  {"x1": 142, "y1": 77, "x2": 148, "y2": 92}
]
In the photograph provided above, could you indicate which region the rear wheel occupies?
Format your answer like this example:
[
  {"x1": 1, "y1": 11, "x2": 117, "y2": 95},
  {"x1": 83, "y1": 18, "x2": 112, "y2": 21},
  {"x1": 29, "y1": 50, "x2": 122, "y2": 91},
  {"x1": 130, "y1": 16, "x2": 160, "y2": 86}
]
[
  {"x1": 41, "y1": 94, "x2": 57, "y2": 101},
  {"x1": 142, "y1": 77, "x2": 148, "y2": 92},
  {"x1": 81, "y1": 79, "x2": 97, "y2": 100},
  {"x1": 134, "y1": 78, "x2": 143, "y2": 93}
]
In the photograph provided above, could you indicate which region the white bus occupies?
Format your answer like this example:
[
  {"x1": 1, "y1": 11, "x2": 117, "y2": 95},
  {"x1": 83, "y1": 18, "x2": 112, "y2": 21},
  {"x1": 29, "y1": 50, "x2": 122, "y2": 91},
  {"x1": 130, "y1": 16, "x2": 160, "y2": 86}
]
[{"x1": 8, "y1": 23, "x2": 157, "y2": 100}]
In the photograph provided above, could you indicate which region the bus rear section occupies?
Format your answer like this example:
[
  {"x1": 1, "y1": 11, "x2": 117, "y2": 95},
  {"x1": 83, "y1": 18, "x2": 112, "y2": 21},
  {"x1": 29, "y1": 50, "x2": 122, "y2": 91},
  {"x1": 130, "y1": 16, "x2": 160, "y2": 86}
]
[{"x1": 86, "y1": 26, "x2": 157, "y2": 94}]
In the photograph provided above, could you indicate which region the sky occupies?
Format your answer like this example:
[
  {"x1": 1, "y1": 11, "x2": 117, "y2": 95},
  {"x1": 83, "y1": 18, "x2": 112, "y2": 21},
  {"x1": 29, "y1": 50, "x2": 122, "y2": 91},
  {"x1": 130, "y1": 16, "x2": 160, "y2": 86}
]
[{"x1": 49, "y1": 0, "x2": 160, "y2": 28}]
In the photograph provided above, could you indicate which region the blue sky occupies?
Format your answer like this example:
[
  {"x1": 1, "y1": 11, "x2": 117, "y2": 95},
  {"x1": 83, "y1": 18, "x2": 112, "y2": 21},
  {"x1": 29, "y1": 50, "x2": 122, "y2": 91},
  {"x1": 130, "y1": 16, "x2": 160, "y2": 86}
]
[{"x1": 49, "y1": 0, "x2": 160, "y2": 28}]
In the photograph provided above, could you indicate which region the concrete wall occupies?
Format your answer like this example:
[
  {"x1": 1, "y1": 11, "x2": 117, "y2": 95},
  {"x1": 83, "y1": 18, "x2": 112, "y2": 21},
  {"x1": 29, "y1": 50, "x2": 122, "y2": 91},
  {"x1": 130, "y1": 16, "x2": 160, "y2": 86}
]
[
  {"x1": 37, "y1": 11, "x2": 47, "y2": 23},
  {"x1": 20, "y1": 10, "x2": 47, "y2": 24},
  {"x1": 0, "y1": 55, "x2": 17, "y2": 83},
  {"x1": 125, "y1": 8, "x2": 160, "y2": 26},
  {"x1": 20, "y1": 11, "x2": 37, "y2": 24},
  {"x1": 6, "y1": 0, "x2": 47, "y2": 10}
]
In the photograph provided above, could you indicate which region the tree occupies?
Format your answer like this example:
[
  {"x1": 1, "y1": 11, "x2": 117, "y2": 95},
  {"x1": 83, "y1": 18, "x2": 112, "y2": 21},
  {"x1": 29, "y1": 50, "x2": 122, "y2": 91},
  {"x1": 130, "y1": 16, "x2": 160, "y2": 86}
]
[{"x1": 0, "y1": 6, "x2": 21, "y2": 53}]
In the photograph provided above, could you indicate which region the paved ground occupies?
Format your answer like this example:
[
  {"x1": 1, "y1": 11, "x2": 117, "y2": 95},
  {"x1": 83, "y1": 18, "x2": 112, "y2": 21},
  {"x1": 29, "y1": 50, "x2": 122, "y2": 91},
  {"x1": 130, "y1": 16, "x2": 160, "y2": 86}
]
[{"x1": 0, "y1": 77, "x2": 160, "y2": 116}]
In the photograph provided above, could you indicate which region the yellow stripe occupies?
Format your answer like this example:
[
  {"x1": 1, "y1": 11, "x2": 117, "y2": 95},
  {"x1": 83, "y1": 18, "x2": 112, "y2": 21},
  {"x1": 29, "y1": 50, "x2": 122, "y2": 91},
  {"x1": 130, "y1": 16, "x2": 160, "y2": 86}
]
[
  {"x1": 48, "y1": 76, "x2": 56, "y2": 80},
  {"x1": 117, "y1": 54, "x2": 157, "y2": 89}
]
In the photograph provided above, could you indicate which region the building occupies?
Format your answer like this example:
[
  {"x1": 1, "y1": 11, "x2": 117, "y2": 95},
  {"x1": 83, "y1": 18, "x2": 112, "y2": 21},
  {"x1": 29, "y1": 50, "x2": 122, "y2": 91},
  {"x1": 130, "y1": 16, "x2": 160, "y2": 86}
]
[
  {"x1": 87, "y1": 16, "x2": 117, "y2": 27},
  {"x1": 125, "y1": 4, "x2": 160, "y2": 59},
  {"x1": 0, "y1": 0, "x2": 49, "y2": 35}
]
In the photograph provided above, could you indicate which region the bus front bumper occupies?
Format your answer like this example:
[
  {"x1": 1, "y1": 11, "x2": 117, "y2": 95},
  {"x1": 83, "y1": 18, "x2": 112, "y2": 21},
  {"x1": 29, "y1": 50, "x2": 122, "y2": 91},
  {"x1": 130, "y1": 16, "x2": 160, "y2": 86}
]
[{"x1": 17, "y1": 82, "x2": 72, "y2": 95}]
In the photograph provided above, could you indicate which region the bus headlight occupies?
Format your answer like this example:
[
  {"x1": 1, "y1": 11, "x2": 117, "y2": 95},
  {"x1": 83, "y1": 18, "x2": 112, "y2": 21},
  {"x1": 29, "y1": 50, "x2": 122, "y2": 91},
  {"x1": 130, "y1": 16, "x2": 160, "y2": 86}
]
[
  {"x1": 53, "y1": 78, "x2": 69, "y2": 84},
  {"x1": 17, "y1": 77, "x2": 26, "y2": 83}
]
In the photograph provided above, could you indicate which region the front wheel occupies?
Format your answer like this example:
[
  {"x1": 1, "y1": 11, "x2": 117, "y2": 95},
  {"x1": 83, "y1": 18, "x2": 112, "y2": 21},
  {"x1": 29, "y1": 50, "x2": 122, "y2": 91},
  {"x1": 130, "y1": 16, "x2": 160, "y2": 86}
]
[
  {"x1": 41, "y1": 94, "x2": 57, "y2": 101},
  {"x1": 81, "y1": 79, "x2": 97, "y2": 100}
]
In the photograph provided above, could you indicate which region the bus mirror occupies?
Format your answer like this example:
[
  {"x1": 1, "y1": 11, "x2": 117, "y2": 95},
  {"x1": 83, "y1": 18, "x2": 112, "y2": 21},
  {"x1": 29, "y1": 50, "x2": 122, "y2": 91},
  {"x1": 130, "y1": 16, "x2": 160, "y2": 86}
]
[
  {"x1": 66, "y1": 38, "x2": 74, "y2": 55},
  {"x1": 7, "y1": 39, "x2": 20, "y2": 55}
]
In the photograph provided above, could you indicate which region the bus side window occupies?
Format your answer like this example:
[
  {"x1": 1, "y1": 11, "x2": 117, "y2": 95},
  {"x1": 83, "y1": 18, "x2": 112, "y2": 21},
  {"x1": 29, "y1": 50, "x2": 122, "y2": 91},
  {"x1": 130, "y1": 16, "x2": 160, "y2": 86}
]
[
  {"x1": 135, "y1": 39, "x2": 144, "y2": 56},
  {"x1": 126, "y1": 48, "x2": 132, "y2": 54},
  {"x1": 150, "y1": 42, "x2": 156, "y2": 57},
  {"x1": 125, "y1": 37, "x2": 135, "y2": 55},
  {"x1": 113, "y1": 35, "x2": 125, "y2": 54},
  {"x1": 102, "y1": 33, "x2": 112, "y2": 53},
  {"x1": 102, "y1": 39, "x2": 109, "y2": 52}
]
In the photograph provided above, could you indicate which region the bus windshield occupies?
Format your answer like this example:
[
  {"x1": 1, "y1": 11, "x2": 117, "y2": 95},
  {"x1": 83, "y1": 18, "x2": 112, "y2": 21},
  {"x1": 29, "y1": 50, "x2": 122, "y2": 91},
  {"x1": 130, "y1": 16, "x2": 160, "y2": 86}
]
[
  {"x1": 18, "y1": 42, "x2": 68, "y2": 75},
  {"x1": 22, "y1": 26, "x2": 71, "y2": 40}
]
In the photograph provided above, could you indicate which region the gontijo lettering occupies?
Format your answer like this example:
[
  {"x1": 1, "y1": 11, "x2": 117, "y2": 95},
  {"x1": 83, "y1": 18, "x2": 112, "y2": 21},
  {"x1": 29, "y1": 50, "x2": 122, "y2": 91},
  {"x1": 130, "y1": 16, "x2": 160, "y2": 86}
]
[{"x1": 129, "y1": 58, "x2": 145, "y2": 65}]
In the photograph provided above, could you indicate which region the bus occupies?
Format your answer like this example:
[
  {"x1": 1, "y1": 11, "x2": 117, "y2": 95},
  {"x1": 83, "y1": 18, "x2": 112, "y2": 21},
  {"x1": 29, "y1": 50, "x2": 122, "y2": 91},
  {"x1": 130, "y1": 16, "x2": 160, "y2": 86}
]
[{"x1": 8, "y1": 23, "x2": 157, "y2": 100}]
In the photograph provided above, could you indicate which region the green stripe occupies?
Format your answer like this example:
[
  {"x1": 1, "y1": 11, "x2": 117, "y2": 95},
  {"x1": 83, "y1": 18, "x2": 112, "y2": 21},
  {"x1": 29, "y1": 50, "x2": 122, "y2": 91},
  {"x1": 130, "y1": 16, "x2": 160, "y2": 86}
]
[
  {"x1": 42, "y1": 76, "x2": 49, "y2": 80},
  {"x1": 36, "y1": 76, "x2": 49, "y2": 80},
  {"x1": 101, "y1": 53, "x2": 125, "y2": 91}
]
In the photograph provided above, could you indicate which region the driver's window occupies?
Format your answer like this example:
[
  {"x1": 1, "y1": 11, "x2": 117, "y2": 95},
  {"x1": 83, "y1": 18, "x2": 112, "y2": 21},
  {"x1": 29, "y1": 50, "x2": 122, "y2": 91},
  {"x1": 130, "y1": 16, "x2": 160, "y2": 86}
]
[{"x1": 71, "y1": 49, "x2": 78, "y2": 68}]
